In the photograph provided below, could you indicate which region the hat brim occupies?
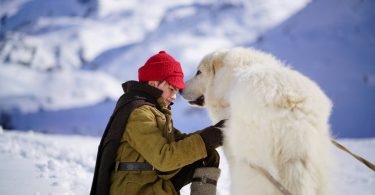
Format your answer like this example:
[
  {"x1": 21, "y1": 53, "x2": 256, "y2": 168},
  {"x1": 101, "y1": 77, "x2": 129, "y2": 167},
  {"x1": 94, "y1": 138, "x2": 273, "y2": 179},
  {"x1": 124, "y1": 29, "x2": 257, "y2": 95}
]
[{"x1": 166, "y1": 77, "x2": 185, "y2": 89}]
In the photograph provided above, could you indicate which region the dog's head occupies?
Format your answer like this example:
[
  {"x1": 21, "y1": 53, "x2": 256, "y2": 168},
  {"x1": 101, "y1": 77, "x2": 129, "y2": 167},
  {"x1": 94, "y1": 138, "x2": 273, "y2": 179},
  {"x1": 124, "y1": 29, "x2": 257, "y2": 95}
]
[{"x1": 181, "y1": 48, "x2": 233, "y2": 121}]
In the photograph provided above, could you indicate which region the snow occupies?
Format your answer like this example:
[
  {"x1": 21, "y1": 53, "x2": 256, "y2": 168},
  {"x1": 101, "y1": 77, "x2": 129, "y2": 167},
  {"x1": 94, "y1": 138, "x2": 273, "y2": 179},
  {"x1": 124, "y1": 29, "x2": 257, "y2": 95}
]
[
  {"x1": 0, "y1": 64, "x2": 121, "y2": 112},
  {"x1": 0, "y1": 129, "x2": 374, "y2": 194},
  {"x1": 0, "y1": 130, "x2": 97, "y2": 194}
]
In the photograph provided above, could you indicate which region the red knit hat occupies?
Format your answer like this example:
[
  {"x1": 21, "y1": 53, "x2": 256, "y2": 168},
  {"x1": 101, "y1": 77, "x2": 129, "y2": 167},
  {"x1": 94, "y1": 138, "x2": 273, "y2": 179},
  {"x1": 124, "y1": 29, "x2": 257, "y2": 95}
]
[{"x1": 138, "y1": 51, "x2": 185, "y2": 89}]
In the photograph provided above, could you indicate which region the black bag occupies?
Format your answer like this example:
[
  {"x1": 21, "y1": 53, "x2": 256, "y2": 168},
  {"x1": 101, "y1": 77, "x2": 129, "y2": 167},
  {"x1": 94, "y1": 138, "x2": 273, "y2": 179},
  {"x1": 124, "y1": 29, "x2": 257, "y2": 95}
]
[{"x1": 90, "y1": 94, "x2": 152, "y2": 195}]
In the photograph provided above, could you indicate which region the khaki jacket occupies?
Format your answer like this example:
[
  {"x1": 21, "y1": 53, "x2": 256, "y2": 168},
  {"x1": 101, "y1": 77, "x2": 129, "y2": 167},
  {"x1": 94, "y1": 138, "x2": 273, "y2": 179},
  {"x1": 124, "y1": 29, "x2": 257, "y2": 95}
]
[{"x1": 110, "y1": 97, "x2": 207, "y2": 195}]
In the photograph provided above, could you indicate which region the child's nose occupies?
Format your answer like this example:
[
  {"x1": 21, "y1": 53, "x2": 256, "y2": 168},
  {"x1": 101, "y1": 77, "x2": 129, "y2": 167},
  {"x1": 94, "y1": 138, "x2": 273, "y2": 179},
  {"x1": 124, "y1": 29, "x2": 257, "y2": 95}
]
[{"x1": 171, "y1": 93, "x2": 177, "y2": 100}]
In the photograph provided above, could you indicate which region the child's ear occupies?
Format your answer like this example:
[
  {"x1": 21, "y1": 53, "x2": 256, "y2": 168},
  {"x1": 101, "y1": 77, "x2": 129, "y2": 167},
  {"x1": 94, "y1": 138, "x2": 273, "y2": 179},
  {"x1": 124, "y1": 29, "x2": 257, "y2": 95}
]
[{"x1": 148, "y1": 81, "x2": 158, "y2": 87}]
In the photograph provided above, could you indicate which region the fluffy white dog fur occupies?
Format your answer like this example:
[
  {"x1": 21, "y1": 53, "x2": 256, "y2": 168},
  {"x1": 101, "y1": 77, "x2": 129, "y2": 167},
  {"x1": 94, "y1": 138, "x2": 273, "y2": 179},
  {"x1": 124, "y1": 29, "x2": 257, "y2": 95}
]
[{"x1": 181, "y1": 47, "x2": 333, "y2": 195}]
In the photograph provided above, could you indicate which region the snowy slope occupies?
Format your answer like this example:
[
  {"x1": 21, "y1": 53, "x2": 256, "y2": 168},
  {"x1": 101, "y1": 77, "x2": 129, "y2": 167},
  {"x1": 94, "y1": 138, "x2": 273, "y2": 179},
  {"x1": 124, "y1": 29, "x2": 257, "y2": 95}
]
[
  {"x1": 0, "y1": 0, "x2": 315, "y2": 136},
  {"x1": 0, "y1": 65, "x2": 121, "y2": 113},
  {"x1": 0, "y1": 129, "x2": 374, "y2": 195},
  {"x1": 92, "y1": 0, "x2": 309, "y2": 80},
  {"x1": 0, "y1": 0, "x2": 198, "y2": 114},
  {"x1": 0, "y1": 0, "x2": 374, "y2": 137}
]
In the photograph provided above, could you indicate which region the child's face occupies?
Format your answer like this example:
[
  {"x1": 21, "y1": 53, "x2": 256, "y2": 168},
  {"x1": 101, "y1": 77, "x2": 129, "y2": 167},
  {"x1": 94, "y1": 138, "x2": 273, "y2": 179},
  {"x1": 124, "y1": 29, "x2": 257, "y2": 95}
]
[{"x1": 149, "y1": 81, "x2": 179, "y2": 106}]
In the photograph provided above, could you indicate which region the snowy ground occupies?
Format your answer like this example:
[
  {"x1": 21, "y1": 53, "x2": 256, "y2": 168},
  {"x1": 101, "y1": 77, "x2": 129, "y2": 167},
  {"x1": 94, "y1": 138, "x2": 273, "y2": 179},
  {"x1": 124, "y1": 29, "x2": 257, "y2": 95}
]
[{"x1": 0, "y1": 128, "x2": 374, "y2": 195}]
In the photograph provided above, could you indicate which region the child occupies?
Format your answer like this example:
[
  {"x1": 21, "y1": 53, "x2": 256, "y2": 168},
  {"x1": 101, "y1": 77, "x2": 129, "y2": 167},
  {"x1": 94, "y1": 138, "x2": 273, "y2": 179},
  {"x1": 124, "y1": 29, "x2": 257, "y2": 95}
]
[{"x1": 90, "y1": 51, "x2": 224, "y2": 195}]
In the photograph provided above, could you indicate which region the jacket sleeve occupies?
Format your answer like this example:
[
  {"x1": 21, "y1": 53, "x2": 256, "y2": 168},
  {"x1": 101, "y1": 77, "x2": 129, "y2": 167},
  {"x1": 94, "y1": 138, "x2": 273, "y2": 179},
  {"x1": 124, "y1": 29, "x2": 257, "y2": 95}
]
[
  {"x1": 173, "y1": 127, "x2": 190, "y2": 141},
  {"x1": 124, "y1": 106, "x2": 207, "y2": 172}
]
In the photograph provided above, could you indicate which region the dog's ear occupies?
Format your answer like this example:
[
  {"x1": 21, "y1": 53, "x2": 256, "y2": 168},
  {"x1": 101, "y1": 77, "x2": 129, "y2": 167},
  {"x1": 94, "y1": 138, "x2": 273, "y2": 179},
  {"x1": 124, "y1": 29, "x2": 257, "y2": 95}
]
[{"x1": 211, "y1": 50, "x2": 227, "y2": 75}]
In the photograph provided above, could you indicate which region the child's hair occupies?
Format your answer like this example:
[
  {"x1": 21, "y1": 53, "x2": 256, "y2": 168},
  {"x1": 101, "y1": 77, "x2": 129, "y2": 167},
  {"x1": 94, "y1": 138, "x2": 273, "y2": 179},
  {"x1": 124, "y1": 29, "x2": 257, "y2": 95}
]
[{"x1": 141, "y1": 81, "x2": 166, "y2": 87}]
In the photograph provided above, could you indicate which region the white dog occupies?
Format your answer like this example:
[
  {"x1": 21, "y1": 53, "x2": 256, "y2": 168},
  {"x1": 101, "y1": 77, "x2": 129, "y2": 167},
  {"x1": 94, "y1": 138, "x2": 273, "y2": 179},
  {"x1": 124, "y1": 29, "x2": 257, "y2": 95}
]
[{"x1": 181, "y1": 47, "x2": 333, "y2": 195}]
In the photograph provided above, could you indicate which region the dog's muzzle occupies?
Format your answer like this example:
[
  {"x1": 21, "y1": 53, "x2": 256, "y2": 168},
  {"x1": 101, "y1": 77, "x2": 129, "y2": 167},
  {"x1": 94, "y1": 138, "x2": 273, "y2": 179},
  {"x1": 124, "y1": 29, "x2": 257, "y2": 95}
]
[{"x1": 188, "y1": 95, "x2": 205, "y2": 106}]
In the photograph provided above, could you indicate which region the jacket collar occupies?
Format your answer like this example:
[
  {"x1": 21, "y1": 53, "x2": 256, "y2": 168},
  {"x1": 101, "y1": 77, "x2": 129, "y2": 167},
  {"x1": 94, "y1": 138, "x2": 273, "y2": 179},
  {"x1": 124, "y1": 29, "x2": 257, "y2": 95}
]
[{"x1": 122, "y1": 81, "x2": 174, "y2": 109}]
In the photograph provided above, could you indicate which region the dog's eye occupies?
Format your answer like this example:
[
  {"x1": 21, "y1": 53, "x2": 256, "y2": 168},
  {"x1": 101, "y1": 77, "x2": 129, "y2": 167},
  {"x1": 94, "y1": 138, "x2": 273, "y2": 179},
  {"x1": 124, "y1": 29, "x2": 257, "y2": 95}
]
[{"x1": 196, "y1": 70, "x2": 201, "y2": 76}]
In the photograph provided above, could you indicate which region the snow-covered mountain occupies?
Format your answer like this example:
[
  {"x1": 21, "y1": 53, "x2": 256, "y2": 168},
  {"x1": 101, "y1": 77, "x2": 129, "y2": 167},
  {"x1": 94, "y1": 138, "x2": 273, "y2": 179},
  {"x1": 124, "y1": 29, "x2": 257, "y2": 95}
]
[{"x1": 0, "y1": 0, "x2": 374, "y2": 138}]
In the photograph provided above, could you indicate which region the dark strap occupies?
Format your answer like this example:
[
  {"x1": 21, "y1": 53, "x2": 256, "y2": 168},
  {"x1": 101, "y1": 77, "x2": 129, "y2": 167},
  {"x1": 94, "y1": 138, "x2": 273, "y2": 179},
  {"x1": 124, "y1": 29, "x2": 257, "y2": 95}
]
[
  {"x1": 192, "y1": 177, "x2": 218, "y2": 186},
  {"x1": 118, "y1": 162, "x2": 154, "y2": 171},
  {"x1": 332, "y1": 139, "x2": 375, "y2": 172},
  {"x1": 249, "y1": 163, "x2": 293, "y2": 195}
]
